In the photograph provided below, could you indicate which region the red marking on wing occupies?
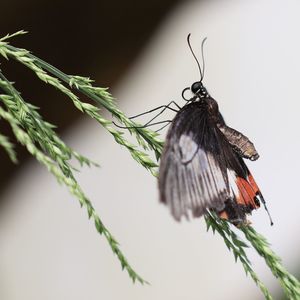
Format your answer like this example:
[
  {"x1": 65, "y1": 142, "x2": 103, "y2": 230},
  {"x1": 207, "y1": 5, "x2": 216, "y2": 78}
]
[
  {"x1": 248, "y1": 173, "x2": 260, "y2": 194},
  {"x1": 236, "y1": 176, "x2": 260, "y2": 209}
]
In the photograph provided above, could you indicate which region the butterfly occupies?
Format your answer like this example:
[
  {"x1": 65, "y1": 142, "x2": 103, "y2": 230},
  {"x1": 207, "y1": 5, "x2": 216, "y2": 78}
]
[{"x1": 158, "y1": 34, "x2": 272, "y2": 226}]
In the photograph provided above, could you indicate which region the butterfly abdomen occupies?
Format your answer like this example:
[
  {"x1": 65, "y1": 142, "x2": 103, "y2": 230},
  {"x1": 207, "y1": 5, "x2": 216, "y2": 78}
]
[{"x1": 217, "y1": 123, "x2": 259, "y2": 161}]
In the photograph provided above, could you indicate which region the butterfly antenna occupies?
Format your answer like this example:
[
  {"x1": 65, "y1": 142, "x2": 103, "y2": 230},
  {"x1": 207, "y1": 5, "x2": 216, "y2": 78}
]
[
  {"x1": 200, "y1": 37, "x2": 207, "y2": 81},
  {"x1": 187, "y1": 33, "x2": 203, "y2": 81}
]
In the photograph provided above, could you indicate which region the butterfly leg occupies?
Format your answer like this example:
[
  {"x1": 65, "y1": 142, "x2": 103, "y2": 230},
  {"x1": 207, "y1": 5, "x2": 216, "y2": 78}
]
[
  {"x1": 155, "y1": 121, "x2": 172, "y2": 132},
  {"x1": 113, "y1": 120, "x2": 172, "y2": 129},
  {"x1": 129, "y1": 101, "x2": 180, "y2": 120},
  {"x1": 135, "y1": 101, "x2": 179, "y2": 128},
  {"x1": 113, "y1": 101, "x2": 180, "y2": 129},
  {"x1": 216, "y1": 123, "x2": 259, "y2": 161}
]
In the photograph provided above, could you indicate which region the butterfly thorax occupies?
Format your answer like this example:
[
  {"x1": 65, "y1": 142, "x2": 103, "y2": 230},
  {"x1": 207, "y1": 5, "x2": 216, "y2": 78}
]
[
  {"x1": 204, "y1": 97, "x2": 219, "y2": 121},
  {"x1": 190, "y1": 81, "x2": 219, "y2": 120}
]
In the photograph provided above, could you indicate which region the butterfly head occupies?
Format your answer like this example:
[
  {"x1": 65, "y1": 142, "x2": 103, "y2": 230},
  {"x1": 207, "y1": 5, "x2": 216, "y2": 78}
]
[{"x1": 191, "y1": 81, "x2": 208, "y2": 98}]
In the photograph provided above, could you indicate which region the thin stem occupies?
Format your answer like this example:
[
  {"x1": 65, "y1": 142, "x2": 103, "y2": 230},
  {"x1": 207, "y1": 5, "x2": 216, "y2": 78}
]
[
  {"x1": 241, "y1": 226, "x2": 300, "y2": 300},
  {"x1": 0, "y1": 104, "x2": 147, "y2": 284},
  {"x1": 205, "y1": 213, "x2": 273, "y2": 300},
  {"x1": 8, "y1": 45, "x2": 164, "y2": 156}
]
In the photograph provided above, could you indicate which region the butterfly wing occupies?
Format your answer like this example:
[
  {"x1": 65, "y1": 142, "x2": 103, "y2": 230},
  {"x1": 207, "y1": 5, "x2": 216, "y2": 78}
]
[{"x1": 159, "y1": 100, "x2": 261, "y2": 223}]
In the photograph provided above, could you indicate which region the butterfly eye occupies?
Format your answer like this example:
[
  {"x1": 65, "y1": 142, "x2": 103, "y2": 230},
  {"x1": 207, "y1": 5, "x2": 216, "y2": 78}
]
[
  {"x1": 191, "y1": 81, "x2": 202, "y2": 94},
  {"x1": 191, "y1": 81, "x2": 208, "y2": 98}
]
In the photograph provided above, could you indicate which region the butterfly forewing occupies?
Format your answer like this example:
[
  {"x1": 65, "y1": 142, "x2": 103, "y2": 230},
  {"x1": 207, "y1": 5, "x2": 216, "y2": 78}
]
[{"x1": 159, "y1": 101, "x2": 227, "y2": 220}]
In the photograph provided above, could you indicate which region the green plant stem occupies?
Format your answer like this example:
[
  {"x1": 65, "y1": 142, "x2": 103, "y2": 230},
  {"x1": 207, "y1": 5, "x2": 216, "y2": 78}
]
[
  {"x1": 0, "y1": 72, "x2": 97, "y2": 170},
  {"x1": 1, "y1": 44, "x2": 160, "y2": 175},
  {"x1": 0, "y1": 104, "x2": 147, "y2": 284},
  {"x1": 205, "y1": 213, "x2": 273, "y2": 299},
  {"x1": 27, "y1": 55, "x2": 164, "y2": 156},
  {"x1": 241, "y1": 226, "x2": 300, "y2": 300}
]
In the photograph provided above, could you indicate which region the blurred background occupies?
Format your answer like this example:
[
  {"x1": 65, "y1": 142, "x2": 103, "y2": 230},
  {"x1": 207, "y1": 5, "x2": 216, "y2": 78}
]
[{"x1": 0, "y1": 0, "x2": 299, "y2": 299}]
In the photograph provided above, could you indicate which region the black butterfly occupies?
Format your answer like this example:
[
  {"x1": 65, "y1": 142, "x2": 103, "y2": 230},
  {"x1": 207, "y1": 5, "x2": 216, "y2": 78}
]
[{"x1": 158, "y1": 34, "x2": 272, "y2": 226}]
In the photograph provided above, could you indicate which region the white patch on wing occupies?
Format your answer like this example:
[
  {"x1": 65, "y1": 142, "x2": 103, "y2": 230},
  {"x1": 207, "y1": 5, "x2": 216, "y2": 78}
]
[
  {"x1": 160, "y1": 130, "x2": 234, "y2": 220},
  {"x1": 178, "y1": 134, "x2": 198, "y2": 163},
  {"x1": 255, "y1": 192, "x2": 263, "y2": 202},
  {"x1": 227, "y1": 168, "x2": 239, "y2": 198}
]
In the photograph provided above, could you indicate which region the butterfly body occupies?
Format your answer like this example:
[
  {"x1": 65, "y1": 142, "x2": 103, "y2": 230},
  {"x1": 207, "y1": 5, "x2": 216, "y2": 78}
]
[{"x1": 158, "y1": 86, "x2": 263, "y2": 226}]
